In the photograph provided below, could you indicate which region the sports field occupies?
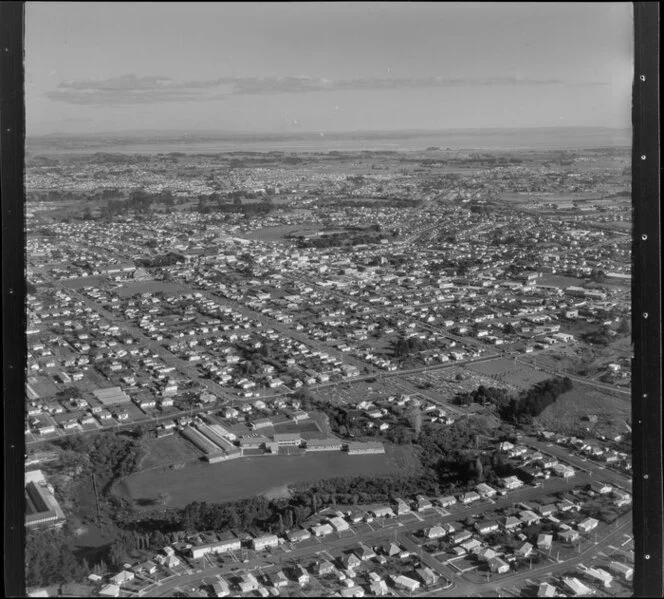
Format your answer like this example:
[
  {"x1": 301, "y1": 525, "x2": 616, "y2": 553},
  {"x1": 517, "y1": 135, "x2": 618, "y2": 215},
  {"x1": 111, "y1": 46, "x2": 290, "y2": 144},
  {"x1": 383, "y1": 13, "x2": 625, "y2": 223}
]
[{"x1": 115, "y1": 444, "x2": 419, "y2": 508}]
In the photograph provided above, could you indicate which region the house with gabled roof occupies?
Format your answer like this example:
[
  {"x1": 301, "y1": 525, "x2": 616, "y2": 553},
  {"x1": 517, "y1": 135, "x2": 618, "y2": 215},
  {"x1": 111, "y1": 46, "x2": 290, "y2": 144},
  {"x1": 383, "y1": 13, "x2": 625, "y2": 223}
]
[
  {"x1": 519, "y1": 510, "x2": 541, "y2": 525},
  {"x1": 476, "y1": 520, "x2": 500, "y2": 535},
  {"x1": 338, "y1": 552, "x2": 362, "y2": 572},
  {"x1": 562, "y1": 577, "x2": 594, "y2": 596},
  {"x1": 393, "y1": 498, "x2": 411, "y2": 515},
  {"x1": 369, "y1": 580, "x2": 389, "y2": 596},
  {"x1": 354, "y1": 543, "x2": 376, "y2": 561},
  {"x1": 515, "y1": 542, "x2": 534, "y2": 558},
  {"x1": 577, "y1": 517, "x2": 599, "y2": 533},
  {"x1": 313, "y1": 559, "x2": 335, "y2": 577},
  {"x1": 502, "y1": 516, "x2": 522, "y2": 531},
  {"x1": 425, "y1": 525, "x2": 447, "y2": 539},
  {"x1": 558, "y1": 528, "x2": 580, "y2": 543},
  {"x1": 537, "y1": 582, "x2": 557, "y2": 597},
  {"x1": 391, "y1": 574, "x2": 420, "y2": 592},
  {"x1": 477, "y1": 547, "x2": 499, "y2": 562},
  {"x1": 488, "y1": 556, "x2": 510, "y2": 574},
  {"x1": 459, "y1": 491, "x2": 481, "y2": 504},
  {"x1": 415, "y1": 566, "x2": 438, "y2": 587},
  {"x1": 436, "y1": 495, "x2": 457, "y2": 507},
  {"x1": 415, "y1": 495, "x2": 433, "y2": 511},
  {"x1": 537, "y1": 533, "x2": 553, "y2": 550}
]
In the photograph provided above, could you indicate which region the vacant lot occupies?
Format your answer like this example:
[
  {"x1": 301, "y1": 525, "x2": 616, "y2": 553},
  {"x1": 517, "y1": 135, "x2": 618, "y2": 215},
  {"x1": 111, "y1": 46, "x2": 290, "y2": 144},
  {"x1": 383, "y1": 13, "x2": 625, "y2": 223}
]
[{"x1": 115, "y1": 447, "x2": 416, "y2": 508}]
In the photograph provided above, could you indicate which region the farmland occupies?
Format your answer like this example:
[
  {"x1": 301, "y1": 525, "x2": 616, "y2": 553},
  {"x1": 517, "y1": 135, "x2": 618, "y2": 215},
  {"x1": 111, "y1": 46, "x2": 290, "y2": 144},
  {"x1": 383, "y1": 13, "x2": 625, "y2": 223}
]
[{"x1": 114, "y1": 443, "x2": 420, "y2": 508}]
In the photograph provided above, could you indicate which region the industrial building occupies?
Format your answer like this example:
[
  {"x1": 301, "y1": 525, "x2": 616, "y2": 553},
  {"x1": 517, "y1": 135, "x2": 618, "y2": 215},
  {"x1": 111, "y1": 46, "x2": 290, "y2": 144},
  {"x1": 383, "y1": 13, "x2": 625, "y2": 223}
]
[{"x1": 25, "y1": 470, "x2": 65, "y2": 529}]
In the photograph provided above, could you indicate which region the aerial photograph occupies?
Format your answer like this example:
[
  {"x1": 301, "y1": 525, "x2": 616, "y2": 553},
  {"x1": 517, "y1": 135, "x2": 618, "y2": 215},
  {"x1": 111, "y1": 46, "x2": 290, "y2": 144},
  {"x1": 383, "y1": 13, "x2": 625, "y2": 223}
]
[{"x1": 23, "y1": 2, "x2": 634, "y2": 597}]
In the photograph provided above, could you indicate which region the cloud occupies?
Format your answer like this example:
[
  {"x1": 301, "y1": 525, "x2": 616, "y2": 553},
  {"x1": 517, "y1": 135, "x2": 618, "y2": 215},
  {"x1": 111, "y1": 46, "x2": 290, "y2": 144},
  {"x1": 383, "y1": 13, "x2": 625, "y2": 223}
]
[{"x1": 45, "y1": 73, "x2": 597, "y2": 105}]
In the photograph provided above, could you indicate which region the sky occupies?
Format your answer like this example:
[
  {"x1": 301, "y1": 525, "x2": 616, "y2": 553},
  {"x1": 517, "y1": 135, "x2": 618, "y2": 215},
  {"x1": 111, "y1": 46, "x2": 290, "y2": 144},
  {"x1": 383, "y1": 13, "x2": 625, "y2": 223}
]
[{"x1": 25, "y1": 2, "x2": 634, "y2": 136}]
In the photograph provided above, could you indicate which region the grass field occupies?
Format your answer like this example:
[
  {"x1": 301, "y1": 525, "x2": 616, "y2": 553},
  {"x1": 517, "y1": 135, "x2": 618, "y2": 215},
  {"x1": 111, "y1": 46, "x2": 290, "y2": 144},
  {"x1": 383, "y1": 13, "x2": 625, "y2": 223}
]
[
  {"x1": 115, "y1": 281, "x2": 190, "y2": 298},
  {"x1": 59, "y1": 276, "x2": 109, "y2": 288},
  {"x1": 115, "y1": 443, "x2": 420, "y2": 508},
  {"x1": 138, "y1": 434, "x2": 203, "y2": 470},
  {"x1": 241, "y1": 223, "x2": 321, "y2": 242},
  {"x1": 536, "y1": 384, "x2": 631, "y2": 438}
]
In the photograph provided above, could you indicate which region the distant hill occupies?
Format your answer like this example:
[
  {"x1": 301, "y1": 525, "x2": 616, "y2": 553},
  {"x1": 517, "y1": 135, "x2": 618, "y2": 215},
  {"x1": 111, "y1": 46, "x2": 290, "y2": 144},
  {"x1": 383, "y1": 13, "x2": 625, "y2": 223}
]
[{"x1": 27, "y1": 127, "x2": 631, "y2": 155}]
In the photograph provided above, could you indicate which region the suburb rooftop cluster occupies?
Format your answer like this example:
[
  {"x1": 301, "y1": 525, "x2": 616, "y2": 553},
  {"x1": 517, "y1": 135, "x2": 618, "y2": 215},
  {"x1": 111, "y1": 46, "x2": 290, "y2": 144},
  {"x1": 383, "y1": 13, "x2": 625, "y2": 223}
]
[{"x1": 24, "y1": 142, "x2": 633, "y2": 598}]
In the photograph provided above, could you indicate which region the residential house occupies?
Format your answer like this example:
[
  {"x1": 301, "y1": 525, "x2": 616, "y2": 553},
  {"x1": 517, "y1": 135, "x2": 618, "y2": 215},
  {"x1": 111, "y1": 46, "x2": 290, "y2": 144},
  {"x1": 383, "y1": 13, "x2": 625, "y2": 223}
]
[
  {"x1": 313, "y1": 559, "x2": 335, "y2": 577},
  {"x1": 515, "y1": 542, "x2": 534, "y2": 558},
  {"x1": 561, "y1": 577, "x2": 594, "y2": 597},
  {"x1": 503, "y1": 516, "x2": 522, "y2": 531},
  {"x1": 520, "y1": 510, "x2": 541, "y2": 526},
  {"x1": 436, "y1": 495, "x2": 457, "y2": 507},
  {"x1": 238, "y1": 572, "x2": 260, "y2": 594},
  {"x1": 393, "y1": 498, "x2": 411, "y2": 515},
  {"x1": 370, "y1": 506, "x2": 395, "y2": 519},
  {"x1": 340, "y1": 587, "x2": 365, "y2": 598},
  {"x1": 577, "y1": 517, "x2": 599, "y2": 533},
  {"x1": 354, "y1": 543, "x2": 376, "y2": 561},
  {"x1": 488, "y1": 557, "x2": 510, "y2": 574},
  {"x1": 211, "y1": 578, "x2": 231, "y2": 597},
  {"x1": 477, "y1": 547, "x2": 499, "y2": 562},
  {"x1": 476, "y1": 483, "x2": 498, "y2": 498},
  {"x1": 501, "y1": 475, "x2": 523, "y2": 490},
  {"x1": 537, "y1": 582, "x2": 557, "y2": 597},
  {"x1": 558, "y1": 529, "x2": 580, "y2": 543},
  {"x1": 577, "y1": 565, "x2": 613, "y2": 589},
  {"x1": 425, "y1": 525, "x2": 447, "y2": 540},
  {"x1": 369, "y1": 580, "x2": 389, "y2": 596},
  {"x1": 416, "y1": 495, "x2": 433, "y2": 511},
  {"x1": 328, "y1": 516, "x2": 350, "y2": 533},
  {"x1": 98, "y1": 584, "x2": 121, "y2": 597},
  {"x1": 252, "y1": 534, "x2": 279, "y2": 551},
  {"x1": 537, "y1": 533, "x2": 553, "y2": 550},
  {"x1": 339, "y1": 552, "x2": 362, "y2": 572},
  {"x1": 451, "y1": 530, "x2": 473, "y2": 545},
  {"x1": 608, "y1": 561, "x2": 633, "y2": 581},
  {"x1": 476, "y1": 520, "x2": 500, "y2": 535},
  {"x1": 415, "y1": 566, "x2": 438, "y2": 588},
  {"x1": 287, "y1": 529, "x2": 311, "y2": 543},
  {"x1": 391, "y1": 575, "x2": 420, "y2": 593},
  {"x1": 291, "y1": 564, "x2": 310, "y2": 586},
  {"x1": 590, "y1": 481, "x2": 612, "y2": 495},
  {"x1": 311, "y1": 523, "x2": 334, "y2": 537},
  {"x1": 459, "y1": 491, "x2": 481, "y2": 504}
]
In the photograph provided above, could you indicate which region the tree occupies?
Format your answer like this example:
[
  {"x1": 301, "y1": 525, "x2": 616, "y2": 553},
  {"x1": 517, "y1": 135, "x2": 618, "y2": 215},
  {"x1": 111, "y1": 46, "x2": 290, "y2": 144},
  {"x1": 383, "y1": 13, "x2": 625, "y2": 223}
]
[
  {"x1": 408, "y1": 406, "x2": 422, "y2": 435},
  {"x1": 475, "y1": 456, "x2": 484, "y2": 482}
]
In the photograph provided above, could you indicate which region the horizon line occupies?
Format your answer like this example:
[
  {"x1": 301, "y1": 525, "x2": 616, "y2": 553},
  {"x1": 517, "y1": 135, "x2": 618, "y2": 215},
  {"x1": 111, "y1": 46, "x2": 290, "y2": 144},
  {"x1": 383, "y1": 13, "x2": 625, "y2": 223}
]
[{"x1": 27, "y1": 125, "x2": 632, "y2": 140}]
